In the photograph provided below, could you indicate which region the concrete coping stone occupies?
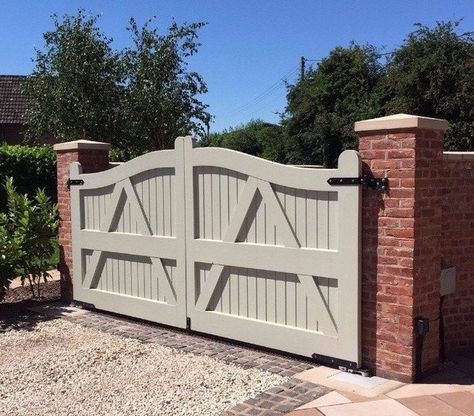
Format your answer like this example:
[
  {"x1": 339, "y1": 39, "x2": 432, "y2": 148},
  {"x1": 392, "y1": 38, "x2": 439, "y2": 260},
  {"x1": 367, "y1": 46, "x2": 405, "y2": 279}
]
[
  {"x1": 443, "y1": 151, "x2": 474, "y2": 161},
  {"x1": 355, "y1": 113, "x2": 448, "y2": 132},
  {"x1": 53, "y1": 139, "x2": 111, "y2": 152}
]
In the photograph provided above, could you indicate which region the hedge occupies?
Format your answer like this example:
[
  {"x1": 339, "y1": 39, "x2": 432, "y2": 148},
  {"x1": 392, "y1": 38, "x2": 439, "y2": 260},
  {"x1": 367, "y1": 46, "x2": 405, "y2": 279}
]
[
  {"x1": 0, "y1": 145, "x2": 57, "y2": 212},
  {"x1": 0, "y1": 144, "x2": 149, "y2": 212}
]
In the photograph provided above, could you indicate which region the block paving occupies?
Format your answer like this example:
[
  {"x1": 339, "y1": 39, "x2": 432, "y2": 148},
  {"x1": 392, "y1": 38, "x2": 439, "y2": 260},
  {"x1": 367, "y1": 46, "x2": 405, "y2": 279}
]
[
  {"x1": 3, "y1": 282, "x2": 474, "y2": 416},
  {"x1": 66, "y1": 308, "x2": 316, "y2": 378},
  {"x1": 61, "y1": 307, "x2": 474, "y2": 416},
  {"x1": 61, "y1": 307, "x2": 331, "y2": 415}
]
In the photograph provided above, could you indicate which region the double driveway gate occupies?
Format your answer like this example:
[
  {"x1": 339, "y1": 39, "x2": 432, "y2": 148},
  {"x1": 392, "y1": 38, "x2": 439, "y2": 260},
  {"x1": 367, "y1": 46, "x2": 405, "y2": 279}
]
[{"x1": 70, "y1": 137, "x2": 361, "y2": 366}]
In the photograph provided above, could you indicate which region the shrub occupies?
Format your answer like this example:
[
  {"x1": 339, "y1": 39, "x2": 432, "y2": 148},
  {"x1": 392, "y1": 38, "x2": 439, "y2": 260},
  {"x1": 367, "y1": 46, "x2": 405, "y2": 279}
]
[
  {"x1": 0, "y1": 145, "x2": 56, "y2": 212},
  {"x1": 0, "y1": 225, "x2": 21, "y2": 300},
  {"x1": 200, "y1": 120, "x2": 288, "y2": 163},
  {"x1": 0, "y1": 178, "x2": 58, "y2": 301},
  {"x1": 109, "y1": 146, "x2": 144, "y2": 162}
]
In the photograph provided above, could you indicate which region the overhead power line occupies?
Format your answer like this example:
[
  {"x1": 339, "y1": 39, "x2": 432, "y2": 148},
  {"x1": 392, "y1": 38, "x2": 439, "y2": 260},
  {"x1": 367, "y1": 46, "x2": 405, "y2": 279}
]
[
  {"x1": 218, "y1": 48, "x2": 397, "y2": 126},
  {"x1": 220, "y1": 66, "x2": 299, "y2": 117}
]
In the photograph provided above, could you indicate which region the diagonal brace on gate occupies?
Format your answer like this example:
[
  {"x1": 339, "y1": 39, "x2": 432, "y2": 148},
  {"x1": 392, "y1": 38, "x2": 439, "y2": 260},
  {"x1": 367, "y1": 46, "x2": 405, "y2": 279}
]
[
  {"x1": 195, "y1": 176, "x2": 338, "y2": 333},
  {"x1": 82, "y1": 178, "x2": 176, "y2": 303}
]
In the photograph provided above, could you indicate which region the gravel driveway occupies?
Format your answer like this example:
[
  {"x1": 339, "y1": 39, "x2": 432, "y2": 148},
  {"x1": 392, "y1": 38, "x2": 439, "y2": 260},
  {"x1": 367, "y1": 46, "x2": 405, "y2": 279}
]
[{"x1": 0, "y1": 319, "x2": 286, "y2": 415}]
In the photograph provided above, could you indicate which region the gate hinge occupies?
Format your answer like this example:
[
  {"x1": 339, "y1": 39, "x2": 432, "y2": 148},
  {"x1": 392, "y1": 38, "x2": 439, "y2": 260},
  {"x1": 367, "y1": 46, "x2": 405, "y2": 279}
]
[
  {"x1": 67, "y1": 178, "x2": 84, "y2": 190},
  {"x1": 327, "y1": 176, "x2": 388, "y2": 191}
]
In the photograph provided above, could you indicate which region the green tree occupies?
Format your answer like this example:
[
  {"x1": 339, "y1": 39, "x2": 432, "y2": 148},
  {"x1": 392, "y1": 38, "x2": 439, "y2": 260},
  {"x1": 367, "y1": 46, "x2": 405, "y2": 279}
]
[
  {"x1": 383, "y1": 21, "x2": 474, "y2": 150},
  {"x1": 200, "y1": 119, "x2": 287, "y2": 162},
  {"x1": 283, "y1": 44, "x2": 383, "y2": 167},
  {"x1": 24, "y1": 11, "x2": 211, "y2": 151},
  {"x1": 23, "y1": 10, "x2": 123, "y2": 144},
  {"x1": 121, "y1": 18, "x2": 211, "y2": 152}
]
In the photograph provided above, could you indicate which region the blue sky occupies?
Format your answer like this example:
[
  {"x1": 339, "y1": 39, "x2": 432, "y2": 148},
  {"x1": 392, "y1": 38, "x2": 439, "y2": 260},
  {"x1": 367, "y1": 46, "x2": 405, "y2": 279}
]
[{"x1": 1, "y1": 1, "x2": 473, "y2": 132}]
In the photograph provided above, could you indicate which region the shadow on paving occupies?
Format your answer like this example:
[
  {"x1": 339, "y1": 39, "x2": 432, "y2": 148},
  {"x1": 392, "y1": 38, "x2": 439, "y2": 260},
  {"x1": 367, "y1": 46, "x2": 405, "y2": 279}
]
[{"x1": 423, "y1": 352, "x2": 474, "y2": 386}]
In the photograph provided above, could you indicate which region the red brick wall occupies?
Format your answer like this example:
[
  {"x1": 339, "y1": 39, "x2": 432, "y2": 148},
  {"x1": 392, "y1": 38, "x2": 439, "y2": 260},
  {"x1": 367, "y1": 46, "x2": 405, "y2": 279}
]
[
  {"x1": 358, "y1": 128, "x2": 443, "y2": 382},
  {"x1": 441, "y1": 156, "x2": 474, "y2": 356},
  {"x1": 56, "y1": 148, "x2": 109, "y2": 302},
  {"x1": 412, "y1": 130, "x2": 444, "y2": 376}
]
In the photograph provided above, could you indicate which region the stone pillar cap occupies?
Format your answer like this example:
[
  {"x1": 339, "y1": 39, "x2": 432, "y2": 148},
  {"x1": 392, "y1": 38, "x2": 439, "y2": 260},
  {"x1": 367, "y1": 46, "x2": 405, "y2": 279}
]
[
  {"x1": 53, "y1": 139, "x2": 111, "y2": 152},
  {"x1": 355, "y1": 113, "x2": 448, "y2": 132}
]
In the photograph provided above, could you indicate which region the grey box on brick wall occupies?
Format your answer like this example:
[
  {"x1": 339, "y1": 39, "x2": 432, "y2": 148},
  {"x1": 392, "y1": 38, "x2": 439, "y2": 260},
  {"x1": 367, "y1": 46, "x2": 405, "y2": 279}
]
[{"x1": 440, "y1": 267, "x2": 456, "y2": 296}]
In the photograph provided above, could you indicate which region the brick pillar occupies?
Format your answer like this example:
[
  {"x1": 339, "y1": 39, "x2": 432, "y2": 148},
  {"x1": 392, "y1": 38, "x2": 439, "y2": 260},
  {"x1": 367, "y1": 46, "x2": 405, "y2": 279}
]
[
  {"x1": 54, "y1": 140, "x2": 110, "y2": 302},
  {"x1": 355, "y1": 114, "x2": 448, "y2": 382}
]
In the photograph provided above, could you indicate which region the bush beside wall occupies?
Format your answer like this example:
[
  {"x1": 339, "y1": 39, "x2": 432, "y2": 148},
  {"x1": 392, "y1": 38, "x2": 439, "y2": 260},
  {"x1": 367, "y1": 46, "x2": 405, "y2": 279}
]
[{"x1": 0, "y1": 145, "x2": 57, "y2": 211}]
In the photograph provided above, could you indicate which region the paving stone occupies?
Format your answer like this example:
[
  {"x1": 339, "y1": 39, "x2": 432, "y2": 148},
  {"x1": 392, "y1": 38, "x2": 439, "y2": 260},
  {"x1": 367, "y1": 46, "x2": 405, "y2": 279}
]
[
  {"x1": 254, "y1": 393, "x2": 273, "y2": 401},
  {"x1": 286, "y1": 409, "x2": 324, "y2": 416},
  {"x1": 273, "y1": 402, "x2": 300, "y2": 412},
  {"x1": 281, "y1": 390, "x2": 300, "y2": 398},
  {"x1": 319, "y1": 399, "x2": 418, "y2": 416},
  {"x1": 246, "y1": 407, "x2": 265, "y2": 415},
  {"x1": 266, "y1": 386, "x2": 285, "y2": 394},
  {"x1": 231, "y1": 403, "x2": 249, "y2": 412},
  {"x1": 435, "y1": 391, "x2": 474, "y2": 415},
  {"x1": 398, "y1": 395, "x2": 466, "y2": 416},
  {"x1": 270, "y1": 395, "x2": 286, "y2": 403}
]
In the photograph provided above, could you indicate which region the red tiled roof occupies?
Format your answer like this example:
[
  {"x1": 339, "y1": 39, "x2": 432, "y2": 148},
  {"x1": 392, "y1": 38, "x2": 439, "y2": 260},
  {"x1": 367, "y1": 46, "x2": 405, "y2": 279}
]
[{"x1": 0, "y1": 75, "x2": 29, "y2": 124}]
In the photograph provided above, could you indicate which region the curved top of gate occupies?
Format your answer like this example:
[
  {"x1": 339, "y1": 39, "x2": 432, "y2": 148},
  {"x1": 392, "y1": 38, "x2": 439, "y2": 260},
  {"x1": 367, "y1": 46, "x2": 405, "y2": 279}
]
[{"x1": 69, "y1": 136, "x2": 360, "y2": 191}]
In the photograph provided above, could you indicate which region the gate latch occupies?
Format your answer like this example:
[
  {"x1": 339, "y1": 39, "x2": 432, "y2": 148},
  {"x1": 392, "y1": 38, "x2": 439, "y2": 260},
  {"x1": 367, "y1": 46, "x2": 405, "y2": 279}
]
[
  {"x1": 67, "y1": 178, "x2": 84, "y2": 189},
  {"x1": 327, "y1": 176, "x2": 388, "y2": 191}
]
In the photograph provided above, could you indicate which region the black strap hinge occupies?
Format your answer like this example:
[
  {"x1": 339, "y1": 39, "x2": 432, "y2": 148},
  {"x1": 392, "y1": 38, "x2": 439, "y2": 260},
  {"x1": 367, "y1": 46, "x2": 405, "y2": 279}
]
[
  {"x1": 327, "y1": 176, "x2": 388, "y2": 191},
  {"x1": 67, "y1": 179, "x2": 84, "y2": 189}
]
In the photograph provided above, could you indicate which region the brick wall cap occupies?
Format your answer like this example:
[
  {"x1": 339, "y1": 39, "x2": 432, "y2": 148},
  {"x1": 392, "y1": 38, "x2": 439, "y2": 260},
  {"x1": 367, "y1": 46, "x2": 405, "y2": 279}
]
[
  {"x1": 355, "y1": 113, "x2": 448, "y2": 133},
  {"x1": 53, "y1": 139, "x2": 111, "y2": 152},
  {"x1": 444, "y1": 151, "x2": 474, "y2": 160}
]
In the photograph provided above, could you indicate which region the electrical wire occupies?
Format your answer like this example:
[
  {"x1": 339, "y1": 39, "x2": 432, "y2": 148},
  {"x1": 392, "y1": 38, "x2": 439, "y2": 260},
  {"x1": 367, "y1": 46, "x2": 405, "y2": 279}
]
[
  {"x1": 216, "y1": 49, "x2": 395, "y2": 125},
  {"x1": 220, "y1": 66, "x2": 299, "y2": 117}
]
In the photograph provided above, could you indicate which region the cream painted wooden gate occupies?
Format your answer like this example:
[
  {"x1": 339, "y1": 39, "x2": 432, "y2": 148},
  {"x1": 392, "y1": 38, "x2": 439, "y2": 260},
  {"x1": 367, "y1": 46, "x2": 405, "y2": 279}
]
[
  {"x1": 70, "y1": 141, "x2": 188, "y2": 328},
  {"x1": 70, "y1": 137, "x2": 361, "y2": 365}
]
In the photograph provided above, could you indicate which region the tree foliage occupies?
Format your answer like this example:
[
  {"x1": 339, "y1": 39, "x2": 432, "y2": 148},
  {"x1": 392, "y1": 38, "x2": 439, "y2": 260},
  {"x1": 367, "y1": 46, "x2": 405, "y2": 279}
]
[
  {"x1": 281, "y1": 21, "x2": 474, "y2": 166},
  {"x1": 283, "y1": 44, "x2": 383, "y2": 167},
  {"x1": 120, "y1": 18, "x2": 211, "y2": 152},
  {"x1": 383, "y1": 21, "x2": 474, "y2": 150},
  {"x1": 24, "y1": 16, "x2": 473, "y2": 164},
  {"x1": 24, "y1": 10, "x2": 210, "y2": 152},
  {"x1": 24, "y1": 11, "x2": 123, "y2": 144},
  {"x1": 200, "y1": 120, "x2": 287, "y2": 162}
]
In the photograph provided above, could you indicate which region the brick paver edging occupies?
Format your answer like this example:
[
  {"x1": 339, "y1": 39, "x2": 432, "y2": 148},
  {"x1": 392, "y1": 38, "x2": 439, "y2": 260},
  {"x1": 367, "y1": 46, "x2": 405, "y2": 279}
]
[
  {"x1": 223, "y1": 379, "x2": 330, "y2": 415},
  {"x1": 56, "y1": 307, "x2": 331, "y2": 415}
]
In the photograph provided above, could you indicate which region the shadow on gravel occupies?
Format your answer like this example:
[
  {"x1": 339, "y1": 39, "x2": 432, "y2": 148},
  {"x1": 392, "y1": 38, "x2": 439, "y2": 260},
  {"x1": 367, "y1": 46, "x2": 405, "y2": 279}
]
[
  {"x1": 0, "y1": 302, "x2": 57, "y2": 332},
  {"x1": 0, "y1": 280, "x2": 66, "y2": 333}
]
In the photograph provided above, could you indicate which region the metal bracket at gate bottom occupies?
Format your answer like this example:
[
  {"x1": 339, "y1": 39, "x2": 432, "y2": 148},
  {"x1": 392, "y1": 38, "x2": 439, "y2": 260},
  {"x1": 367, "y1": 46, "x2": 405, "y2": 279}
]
[
  {"x1": 312, "y1": 353, "x2": 357, "y2": 370},
  {"x1": 327, "y1": 176, "x2": 388, "y2": 191},
  {"x1": 312, "y1": 353, "x2": 370, "y2": 377}
]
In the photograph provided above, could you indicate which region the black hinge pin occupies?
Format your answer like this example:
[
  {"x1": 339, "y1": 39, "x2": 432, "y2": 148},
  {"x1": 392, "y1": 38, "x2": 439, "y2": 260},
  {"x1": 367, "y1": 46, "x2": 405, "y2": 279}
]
[{"x1": 67, "y1": 179, "x2": 84, "y2": 190}]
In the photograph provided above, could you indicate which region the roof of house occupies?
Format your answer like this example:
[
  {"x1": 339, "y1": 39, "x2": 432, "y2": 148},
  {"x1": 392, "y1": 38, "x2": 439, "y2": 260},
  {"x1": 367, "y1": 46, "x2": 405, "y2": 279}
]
[{"x1": 0, "y1": 75, "x2": 29, "y2": 124}]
